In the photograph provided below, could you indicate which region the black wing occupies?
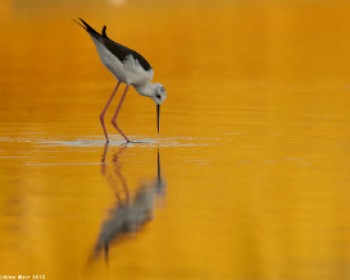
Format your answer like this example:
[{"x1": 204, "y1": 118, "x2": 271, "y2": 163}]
[{"x1": 79, "y1": 18, "x2": 152, "y2": 71}]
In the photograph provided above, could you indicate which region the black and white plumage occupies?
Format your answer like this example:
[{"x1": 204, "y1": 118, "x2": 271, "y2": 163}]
[{"x1": 76, "y1": 18, "x2": 167, "y2": 143}]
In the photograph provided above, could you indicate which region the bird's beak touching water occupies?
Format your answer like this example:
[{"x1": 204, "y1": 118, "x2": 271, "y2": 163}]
[{"x1": 157, "y1": 104, "x2": 160, "y2": 133}]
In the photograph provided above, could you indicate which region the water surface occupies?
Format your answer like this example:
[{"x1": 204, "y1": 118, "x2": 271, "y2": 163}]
[{"x1": 1, "y1": 1, "x2": 350, "y2": 279}]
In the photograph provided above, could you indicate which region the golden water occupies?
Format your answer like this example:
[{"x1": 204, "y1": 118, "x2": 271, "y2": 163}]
[{"x1": 1, "y1": 1, "x2": 350, "y2": 279}]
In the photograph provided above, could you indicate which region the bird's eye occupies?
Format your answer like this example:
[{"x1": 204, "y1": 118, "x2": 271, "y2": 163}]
[{"x1": 156, "y1": 94, "x2": 161, "y2": 99}]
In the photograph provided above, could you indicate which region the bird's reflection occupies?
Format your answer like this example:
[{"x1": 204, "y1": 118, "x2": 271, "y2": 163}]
[{"x1": 92, "y1": 144, "x2": 166, "y2": 263}]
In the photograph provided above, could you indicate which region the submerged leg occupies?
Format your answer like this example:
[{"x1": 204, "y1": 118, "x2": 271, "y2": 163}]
[
  {"x1": 111, "y1": 84, "x2": 130, "y2": 142},
  {"x1": 100, "y1": 81, "x2": 121, "y2": 143}
]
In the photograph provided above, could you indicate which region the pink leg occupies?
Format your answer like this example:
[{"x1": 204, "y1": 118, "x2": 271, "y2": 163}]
[
  {"x1": 111, "y1": 84, "x2": 131, "y2": 142},
  {"x1": 100, "y1": 81, "x2": 121, "y2": 143}
]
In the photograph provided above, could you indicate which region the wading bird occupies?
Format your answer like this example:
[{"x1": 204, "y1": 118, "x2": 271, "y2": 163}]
[{"x1": 76, "y1": 18, "x2": 167, "y2": 143}]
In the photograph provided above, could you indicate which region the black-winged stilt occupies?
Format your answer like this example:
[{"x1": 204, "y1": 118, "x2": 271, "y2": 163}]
[{"x1": 76, "y1": 18, "x2": 167, "y2": 143}]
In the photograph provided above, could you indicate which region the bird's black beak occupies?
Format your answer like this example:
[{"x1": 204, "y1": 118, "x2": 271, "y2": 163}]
[{"x1": 157, "y1": 104, "x2": 160, "y2": 133}]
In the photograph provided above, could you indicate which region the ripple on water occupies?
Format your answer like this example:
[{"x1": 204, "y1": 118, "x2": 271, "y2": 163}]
[{"x1": 0, "y1": 136, "x2": 220, "y2": 148}]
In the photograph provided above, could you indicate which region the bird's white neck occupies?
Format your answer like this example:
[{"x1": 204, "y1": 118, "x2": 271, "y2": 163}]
[{"x1": 134, "y1": 83, "x2": 156, "y2": 97}]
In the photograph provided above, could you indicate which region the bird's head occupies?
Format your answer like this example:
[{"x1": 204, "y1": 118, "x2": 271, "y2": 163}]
[
  {"x1": 151, "y1": 83, "x2": 167, "y2": 134},
  {"x1": 135, "y1": 83, "x2": 167, "y2": 133},
  {"x1": 151, "y1": 83, "x2": 167, "y2": 105}
]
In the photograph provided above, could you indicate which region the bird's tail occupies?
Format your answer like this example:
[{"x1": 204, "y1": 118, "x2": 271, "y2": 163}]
[{"x1": 73, "y1": 18, "x2": 101, "y2": 37}]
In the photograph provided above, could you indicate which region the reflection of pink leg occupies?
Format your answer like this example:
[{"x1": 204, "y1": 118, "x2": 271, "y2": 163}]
[
  {"x1": 111, "y1": 84, "x2": 130, "y2": 142},
  {"x1": 100, "y1": 82, "x2": 121, "y2": 143},
  {"x1": 100, "y1": 143, "x2": 109, "y2": 175}
]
